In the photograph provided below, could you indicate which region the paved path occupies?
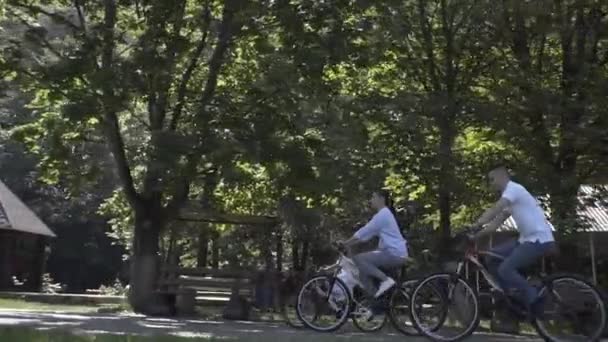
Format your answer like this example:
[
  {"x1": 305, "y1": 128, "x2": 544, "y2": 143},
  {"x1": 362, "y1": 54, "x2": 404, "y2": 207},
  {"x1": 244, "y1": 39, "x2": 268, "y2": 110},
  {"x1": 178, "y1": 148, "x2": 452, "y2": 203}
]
[{"x1": 0, "y1": 309, "x2": 542, "y2": 341}]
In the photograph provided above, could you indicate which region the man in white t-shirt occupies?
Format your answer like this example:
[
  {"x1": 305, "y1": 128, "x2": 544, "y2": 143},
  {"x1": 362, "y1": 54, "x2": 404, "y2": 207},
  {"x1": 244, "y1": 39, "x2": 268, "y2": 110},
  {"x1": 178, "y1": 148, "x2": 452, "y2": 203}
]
[{"x1": 471, "y1": 165, "x2": 556, "y2": 318}]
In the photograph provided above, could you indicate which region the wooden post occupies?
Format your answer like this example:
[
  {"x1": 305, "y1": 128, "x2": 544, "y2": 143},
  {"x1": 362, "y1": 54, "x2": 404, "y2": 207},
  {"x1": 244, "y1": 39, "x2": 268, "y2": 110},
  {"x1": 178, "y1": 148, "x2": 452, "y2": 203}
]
[
  {"x1": 276, "y1": 227, "x2": 283, "y2": 272},
  {"x1": 211, "y1": 233, "x2": 219, "y2": 269},
  {"x1": 590, "y1": 233, "x2": 597, "y2": 285},
  {"x1": 292, "y1": 240, "x2": 300, "y2": 270},
  {"x1": 301, "y1": 241, "x2": 309, "y2": 271},
  {"x1": 197, "y1": 227, "x2": 209, "y2": 268}
]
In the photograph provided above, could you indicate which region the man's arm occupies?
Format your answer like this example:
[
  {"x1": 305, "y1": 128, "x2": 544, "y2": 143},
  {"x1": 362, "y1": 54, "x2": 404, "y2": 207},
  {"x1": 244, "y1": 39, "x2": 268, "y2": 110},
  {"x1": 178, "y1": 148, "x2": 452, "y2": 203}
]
[
  {"x1": 475, "y1": 209, "x2": 510, "y2": 239},
  {"x1": 474, "y1": 197, "x2": 511, "y2": 228}
]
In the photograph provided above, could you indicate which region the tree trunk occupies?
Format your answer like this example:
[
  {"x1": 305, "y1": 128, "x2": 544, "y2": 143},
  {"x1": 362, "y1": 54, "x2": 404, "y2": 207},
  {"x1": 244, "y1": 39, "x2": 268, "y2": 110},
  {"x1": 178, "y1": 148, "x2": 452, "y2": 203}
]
[
  {"x1": 264, "y1": 247, "x2": 274, "y2": 271},
  {"x1": 292, "y1": 240, "x2": 300, "y2": 271},
  {"x1": 128, "y1": 210, "x2": 164, "y2": 314},
  {"x1": 276, "y1": 230, "x2": 283, "y2": 272},
  {"x1": 437, "y1": 108, "x2": 456, "y2": 249},
  {"x1": 549, "y1": 160, "x2": 579, "y2": 234},
  {"x1": 197, "y1": 228, "x2": 209, "y2": 268}
]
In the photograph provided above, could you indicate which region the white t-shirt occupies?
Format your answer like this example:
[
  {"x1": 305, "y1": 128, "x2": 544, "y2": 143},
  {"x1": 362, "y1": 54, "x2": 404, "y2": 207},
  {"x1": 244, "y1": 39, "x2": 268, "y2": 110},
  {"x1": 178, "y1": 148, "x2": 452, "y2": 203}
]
[
  {"x1": 354, "y1": 207, "x2": 408, "y2": 258},
  {"x1": 501, "y1": 181, "x2": 554, "y2": 243}
]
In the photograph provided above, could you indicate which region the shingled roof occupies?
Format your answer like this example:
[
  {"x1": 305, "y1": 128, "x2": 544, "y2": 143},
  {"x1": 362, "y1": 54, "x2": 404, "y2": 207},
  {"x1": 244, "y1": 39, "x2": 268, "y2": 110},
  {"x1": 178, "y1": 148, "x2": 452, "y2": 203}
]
[{"x1": 0, "y1": 180, "x2": 56, "y2": 237}]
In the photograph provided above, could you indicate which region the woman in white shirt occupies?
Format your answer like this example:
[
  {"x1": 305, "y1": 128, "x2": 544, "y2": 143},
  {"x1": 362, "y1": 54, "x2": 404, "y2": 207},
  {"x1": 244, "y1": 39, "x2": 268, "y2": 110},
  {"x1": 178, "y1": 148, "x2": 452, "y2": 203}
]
[{"x1": 342, "y1": 190, "x2": 408, "y2": 298}]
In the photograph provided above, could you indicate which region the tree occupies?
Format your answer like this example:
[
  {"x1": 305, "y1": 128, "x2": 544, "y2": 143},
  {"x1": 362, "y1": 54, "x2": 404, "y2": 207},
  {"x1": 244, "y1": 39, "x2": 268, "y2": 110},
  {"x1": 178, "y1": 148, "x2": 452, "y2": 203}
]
[
  {"x1": 3, "y1": 0, "x2": 257, "y2": 313},
  {"x1": 487, "y1": 0, "x2": 608, "y2": 232}
]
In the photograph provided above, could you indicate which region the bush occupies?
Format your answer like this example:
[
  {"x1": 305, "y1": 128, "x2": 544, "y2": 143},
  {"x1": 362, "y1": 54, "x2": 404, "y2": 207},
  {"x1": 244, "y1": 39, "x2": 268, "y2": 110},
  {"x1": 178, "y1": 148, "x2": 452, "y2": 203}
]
[
  {"x1": 97, "y1": 279, "x2": 127, "y2": 296},
  {"x1": 41, "y1": 273, "x2": 64, "y2": 294}
]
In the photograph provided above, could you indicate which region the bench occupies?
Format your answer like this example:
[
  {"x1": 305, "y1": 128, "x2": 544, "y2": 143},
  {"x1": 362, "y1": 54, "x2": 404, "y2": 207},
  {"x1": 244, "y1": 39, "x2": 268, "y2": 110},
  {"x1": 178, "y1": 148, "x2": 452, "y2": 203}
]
[{"x1": 157, "y1": 266, "x2": 279, "y2": 318}]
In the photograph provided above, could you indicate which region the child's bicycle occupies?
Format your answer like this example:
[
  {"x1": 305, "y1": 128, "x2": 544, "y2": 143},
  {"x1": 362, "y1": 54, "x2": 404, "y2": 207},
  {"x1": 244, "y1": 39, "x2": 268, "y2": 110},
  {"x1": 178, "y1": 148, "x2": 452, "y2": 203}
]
[
  {"x1": 295, "y1": 242, "x2": 446, "y2": 334},
  {"x1": 408, "y1": 227, "x2": 607, "y2": 342}
]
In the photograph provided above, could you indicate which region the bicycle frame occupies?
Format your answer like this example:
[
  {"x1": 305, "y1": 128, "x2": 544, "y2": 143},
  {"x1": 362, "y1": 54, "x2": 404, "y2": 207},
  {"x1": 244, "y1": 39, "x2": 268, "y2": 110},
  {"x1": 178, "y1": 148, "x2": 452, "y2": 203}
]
[
  {"x1": 455, "y1": 244, "x2": 506, "y2": 294},
  {"x1": 453, "y1": 244, "x2": 543, "y2": 316}
]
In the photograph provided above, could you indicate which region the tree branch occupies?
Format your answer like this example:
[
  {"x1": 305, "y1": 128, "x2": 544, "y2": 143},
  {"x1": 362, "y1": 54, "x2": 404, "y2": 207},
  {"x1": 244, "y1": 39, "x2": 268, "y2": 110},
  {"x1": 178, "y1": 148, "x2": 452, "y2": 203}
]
[
  {"x1": 158, "y1": 0, "x2": 244, "y2": 216},
  {"x1": 417, "y1": 0, "x2": 442, "y2": 91},
  {"x1": 157, "y1": 0, "x2": 188, "y2": 129},
  {"x1": 500, "y1": 0, "x2": 555, "y2": 166},
  {"x1": 74, "y1": 0, "x2": 87, "y2": 33},
  {"x1": 195, "y1": 0, "x2": 244, "y2": 120},
  {"x1": 398, "y1": 30, "x2": 432, "y2": 92},
  {"x1": 163, "y1": 153, "x2": 202, "y2": 220},
  {"x1": 452, "y1": 0, "x2": 479, "y2": 35},
  {"x1": 100, "y1": 0, "x2": 141, "y2": 208},
  {"x1": 142, "y1": 0, "x2": 187, "y2": 130},
  {"x1": 440, "y1": 0, "x2": 456, "y2": 95},
  {"x1": 170, "y1": 0, "x2": 212, "y2": 131}
]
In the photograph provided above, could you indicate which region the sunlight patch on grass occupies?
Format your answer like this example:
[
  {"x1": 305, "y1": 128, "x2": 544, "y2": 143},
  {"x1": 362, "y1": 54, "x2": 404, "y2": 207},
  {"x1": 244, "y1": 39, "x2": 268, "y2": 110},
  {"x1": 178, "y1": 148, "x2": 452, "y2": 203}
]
[{"x1": 0, "y1": 298, "x2": 128, "y2": 314}]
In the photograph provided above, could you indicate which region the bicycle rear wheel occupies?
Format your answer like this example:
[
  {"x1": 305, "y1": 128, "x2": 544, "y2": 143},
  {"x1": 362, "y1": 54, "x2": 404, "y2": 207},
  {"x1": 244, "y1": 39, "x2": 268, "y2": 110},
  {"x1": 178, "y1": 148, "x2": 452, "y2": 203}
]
[
  {"x1": 534, "y1": 274, "x2": 607, "y2": 342},
  {"x1": 388, "y1": 279, "x2": 422, "y2": 335},
  {"x1": 410, "y1": 273, "x2": 480, "y2": 342},
  {"x1": 295, "y1": 275, "x2": 351, "y2": 332}
]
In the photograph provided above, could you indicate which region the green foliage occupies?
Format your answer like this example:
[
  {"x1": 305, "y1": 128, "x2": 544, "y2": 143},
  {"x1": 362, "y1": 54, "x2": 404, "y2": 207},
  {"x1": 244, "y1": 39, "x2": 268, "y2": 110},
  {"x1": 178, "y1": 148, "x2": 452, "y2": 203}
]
[
  {"x1": 99, "y1": 190, "x2": 134, "y2": 251},
  {"x1": 1, "y1": 0, "x2": 607, "y2": 280}
]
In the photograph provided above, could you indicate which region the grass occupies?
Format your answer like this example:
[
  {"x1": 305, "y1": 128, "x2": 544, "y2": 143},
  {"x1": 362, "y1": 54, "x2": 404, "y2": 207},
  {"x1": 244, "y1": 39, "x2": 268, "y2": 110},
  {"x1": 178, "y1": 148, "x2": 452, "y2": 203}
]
[
  {"x1": 0, "y1": 298, "x2": 129, "y2": 313},
  {"x1": 0, "y1": 297, "x2": 286, "y2": 322}
]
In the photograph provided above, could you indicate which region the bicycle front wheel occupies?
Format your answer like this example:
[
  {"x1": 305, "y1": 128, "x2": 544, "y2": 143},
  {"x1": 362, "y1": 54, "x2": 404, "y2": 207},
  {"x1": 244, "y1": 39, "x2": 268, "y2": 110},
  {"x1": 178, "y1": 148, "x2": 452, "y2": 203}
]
[
  {"x1": 410, "y1": 273, "x2": 480, "y2": 342},
  {"x1": 295, "y1": 275, "x2": 351, "y2": 332},
  {"x1": 534, "y1": 274, "x2": 607, "y2": 342}
]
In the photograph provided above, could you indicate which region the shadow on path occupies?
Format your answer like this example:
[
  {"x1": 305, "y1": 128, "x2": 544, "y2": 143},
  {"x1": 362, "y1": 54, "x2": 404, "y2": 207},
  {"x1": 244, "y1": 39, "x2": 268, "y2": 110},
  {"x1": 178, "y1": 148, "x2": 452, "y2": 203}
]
[{"x1": 0, "y1": 310, "x2": 541, "y2": 341}]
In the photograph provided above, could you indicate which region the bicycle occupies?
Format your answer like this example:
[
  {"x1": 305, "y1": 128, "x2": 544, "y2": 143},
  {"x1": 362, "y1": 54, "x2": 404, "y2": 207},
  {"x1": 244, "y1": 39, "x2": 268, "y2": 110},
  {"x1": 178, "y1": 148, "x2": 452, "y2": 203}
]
[
  {"x1": 409, "y1": 227, "x2": 607, "y2": 342},
  {"x1": 295, "y1": 242, "x2": 446, "y2": 334}
]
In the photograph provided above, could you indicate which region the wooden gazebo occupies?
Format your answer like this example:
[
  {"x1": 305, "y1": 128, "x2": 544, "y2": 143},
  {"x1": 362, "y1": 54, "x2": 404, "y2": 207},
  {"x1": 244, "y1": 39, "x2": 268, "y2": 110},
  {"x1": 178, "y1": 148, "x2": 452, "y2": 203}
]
[{"x1": 178, "y1": 202, "x2": 282, "y2": 270}]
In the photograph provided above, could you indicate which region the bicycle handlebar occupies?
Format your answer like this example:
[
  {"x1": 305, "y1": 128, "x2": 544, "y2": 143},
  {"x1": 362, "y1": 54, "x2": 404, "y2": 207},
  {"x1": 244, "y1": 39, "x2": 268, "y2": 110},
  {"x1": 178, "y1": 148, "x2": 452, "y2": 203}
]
[{"x1": 452, "y1": 226, "x2": 484, "y2": 239}]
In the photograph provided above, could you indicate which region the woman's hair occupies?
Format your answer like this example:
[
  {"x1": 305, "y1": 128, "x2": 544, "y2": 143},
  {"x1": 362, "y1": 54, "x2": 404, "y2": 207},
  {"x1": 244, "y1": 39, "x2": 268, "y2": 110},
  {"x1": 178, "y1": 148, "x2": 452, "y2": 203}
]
[{"x1": 375, "y1": 189, "x2": 397, "y2": 217}]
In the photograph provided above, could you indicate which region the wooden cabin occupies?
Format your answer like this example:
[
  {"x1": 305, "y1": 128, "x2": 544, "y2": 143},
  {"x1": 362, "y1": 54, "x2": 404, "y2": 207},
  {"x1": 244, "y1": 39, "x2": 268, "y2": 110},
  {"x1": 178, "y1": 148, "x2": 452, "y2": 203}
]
[{"x1": 0, "y1": 180, "x2": 55, "y2": 291}]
